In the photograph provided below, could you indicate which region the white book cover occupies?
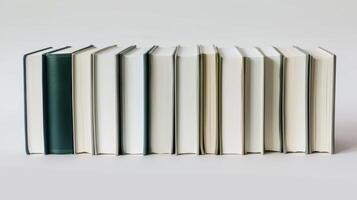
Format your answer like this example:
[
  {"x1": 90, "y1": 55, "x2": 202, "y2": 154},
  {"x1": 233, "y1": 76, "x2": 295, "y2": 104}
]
[
  {"x1": 121, "y1": 47, "x2": 151, "y2": 154},
  {"x1": 200, "y1": 45, "x2": 219, "y2": 154},
  {"x1": 219, "y1": 47, "x2": 244, "y2": 154},
  {"x1": 24, "y1": 47, "x2": 54, "y2": 154},
  {"x1": 306, "y1": 47, "x2": 335, "y2": 154},
  {"x1": 278, "y1": 47, "x2": 309, "y2": 153},
  {"x1": 175, "y1": 46, "x2": 200, "y2": 154},
  {"x1": 149, "y1": 47, "x2": 175, "y2": 154},
  {"x1": 239, "y1": 47, "x2": 264, "y2": 154},
  {"x1": 93, "y1": 46, "x2": 131, "y2": 155},
  {"x1": 72, "y1": 47, "x2": 97, "y2": 154},
  {"x1": 259, "y1": 47, "x2": 282, "y2": 152}
]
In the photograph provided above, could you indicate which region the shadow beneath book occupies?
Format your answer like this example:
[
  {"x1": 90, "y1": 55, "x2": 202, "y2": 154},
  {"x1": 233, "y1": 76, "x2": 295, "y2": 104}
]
[{"x1": 335, "y1": 119, "x2": 357, "y2": 153}]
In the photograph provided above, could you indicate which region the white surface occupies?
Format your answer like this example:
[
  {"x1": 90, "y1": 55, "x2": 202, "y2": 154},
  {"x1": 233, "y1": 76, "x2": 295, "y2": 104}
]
[
  {"x1": 176, "y1": 47, "x2": 200, "y2": 154},
  {"x1": 121, "y1": 48, "x2": 148, "y2": 154},
  {"x1": 149, "y1": 47, "x2": 175, "y2": 153},
  {"x1": 73, "y1": 48, "x2": 97, "y2": 154},
  {"x1": 241, "y1": 48, "x2": 265, "y2": 153},
  {"x1": 219, "y1": 47, "x2": 244, "y2": 154},
  {"x1": 1, "y1": 0, "x2": 357, "y2": 199}
]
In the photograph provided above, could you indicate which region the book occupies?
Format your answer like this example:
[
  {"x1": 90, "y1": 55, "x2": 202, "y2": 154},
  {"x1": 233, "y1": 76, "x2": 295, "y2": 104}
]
[
  {"x1": 277, "y1": 47, "x2": 309, "y2": 153},
  {"x1": 119, "y1": 47, "x2": 153, "y2": 155},
  {"x1": 72, "y1": 46, "x2": 97, "y2": 154},
  {"x1": 24, "y1": 47, "x2": 55, "y2": 154},
  {"x1": 200, "y1": 45, "x2": 219, "y2": 154},
  {"x1": 43, "y1": 46, "x2": 93, "y2": 154},
  {"x1": 92, "y1": 45, "x2": 135, "y2": 155},
  {"x1": 175, "y1": 46, "x2": 200, "y2": 154},
  {"x1": 148, "y1": 46, "x2": 176, "y2": 154},
  {"x1": 218, "y1": 47, "x2": 244, "y2": 155},
  {"x1": 305, "y1": 47, "x2": 336, "y2": 154},
  {"x1": 24, "y1": 44, "x2": 336, "y2": 157},
  {"x1": 258, "y1": 47, "x2": 283, "y2": 152},
  {"x1": 239, "y1": 47, "x2": 264, "y2": 154}
]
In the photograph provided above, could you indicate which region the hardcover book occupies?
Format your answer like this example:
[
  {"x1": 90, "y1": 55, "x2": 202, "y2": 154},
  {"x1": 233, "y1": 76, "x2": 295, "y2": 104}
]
[
  {"x1": 24, "y1": 47, "x2": 54, "y2": 154},
  {"x1": 72, "y1": 46, "x2": 98, "y2": 154},
  {"x1": 304, "y1": 47, "x2": 336, "y2": 154},
  {"x1": 218, "y1": 47, "x2": 244, "y2": 155},
  {"x1": 175, "y1": 46, "x2": 200, "y2": 154},
  {"x1": 259, "y1": 47, "x2": 283, "y2": 152},
  {"x1": 119, "y1": 46, "x2": 153, "y2": 155},
  {"x1": 148, "y1": 46, "x2": 176, "y2": 154},
  {"x1": 199, "y1": 45, "x2": 219, "y2": 155},
  {"x1": 277, "y1": 47, "x2": 309, "y2": 154},
  {"x1": 239, "y1": 47, "x2": 265, "y2": 154}
]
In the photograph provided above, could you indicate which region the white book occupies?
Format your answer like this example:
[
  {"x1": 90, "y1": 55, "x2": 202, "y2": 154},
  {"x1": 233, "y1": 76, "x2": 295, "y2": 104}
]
[
  {"x1": 93, "y1": 45, "x2": 133, "y2": 155},
  {"x1": 200, "y1": 45, "x2": 219, "y2": 154},
  {"x1": 175, "y1": 46, "x2": 200, "y2": 154},
  {"x1": 149, "y1": 47, "x2": 176, "y2": 154},
  {"x1": 277, "y1": 47, "x2": 309, "y2": 153},
  {"x1": 305, "y1": 47, "x2": 335, "y2": 154},
  {"x1": 121, "y1": 47, "x2": 152, "y2": 154},
  {"x1": 24, "y1": 47, "x2": 55, "y2": 154},
  {"x1": 259, "y1": 47, "x2": 283, "y2": 152},
  {"x1": 239, "y1": 47, "x2": 264, "y2": 154},
  {"x1": 72, "y1": 46, "x2": 97, "y2": 154},
  {"x1": 218, "y1": 47, "x2": 244, "y2": 155}
]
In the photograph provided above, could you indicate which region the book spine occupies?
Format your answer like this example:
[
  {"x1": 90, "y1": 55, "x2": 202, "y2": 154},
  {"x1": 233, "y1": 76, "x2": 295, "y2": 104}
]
[
  {"x1": 198, "y1": 46, "x2": 204, "y2": 155},
  {"x1": 281, "y1": 56, "x2": 287, "y2": 153},
  {"x1": 278, "y1": 54, "x2": 284, "y2": 153},
  {"x1": 174, "y1": 47, "x2": 179, "y2": 155},
  {"x1": 172, "y1": 47, "x2": 178, "y2": 155},
  {"x1": 217, "y1": 51, "x2": 222, "y2": 155},
  {"x1": 43, "y1": 54, "x2": 74, "y2": 154},
  {"x1": 255, "y1": 47, "x2": 265, "y2": 155},
  {"x1": 23, "y1": 54, "x2": 30, "y2": 155},
  {"x1": 331, "y1": 54, "x2": 336, "y2": 154},
  {"x1": 306, "y1": 54, "x2": 312, "y2": 154},
  {"x1": 117, "y1": 53, "x2": 124, "y2": 155}
]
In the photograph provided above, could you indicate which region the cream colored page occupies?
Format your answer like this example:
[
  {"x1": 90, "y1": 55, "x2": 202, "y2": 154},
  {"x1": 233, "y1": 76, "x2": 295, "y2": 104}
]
[
  {"x1": 26, "y1": 55, "x2": 45, "y2": 153},
  {"x1": 285, "y1": 57, "x2": 307, "y2": 152},
  {"x1": 122, "y1": 54, "x2": 145, "y2": 154},
  {"x1": 95, "y1": 53, "x2": 119, "y2": 154},
  {"x1": 264, "y1": 56, "x2": 281, "y2": 151},
  {"x1": 203, "y1": 54, "x2": 218, "y2": 154},
  {"x1": 221, "y1": 56, "x2": 244, "y2": 154},
  {"x1": 311, "y1": 59, "x2": 333, "y2": 152},
  {"x1": 244, "y1": 57, "x2": 264, "y2": 153},
  {"x1": 177, "y1": 56, "x2": 199, "y2": 154},
  {"x1": 149, "y1": 55, "x2": 174, "y2": 153},
  {"x1": 73, "y1": 52, "x2": 94, "y2": 154}
]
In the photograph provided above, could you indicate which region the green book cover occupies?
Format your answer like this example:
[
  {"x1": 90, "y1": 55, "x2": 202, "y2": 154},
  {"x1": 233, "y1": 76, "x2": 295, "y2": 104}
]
[{"x1": 43, "y1": 53, "x2": 74, "y2": 154}]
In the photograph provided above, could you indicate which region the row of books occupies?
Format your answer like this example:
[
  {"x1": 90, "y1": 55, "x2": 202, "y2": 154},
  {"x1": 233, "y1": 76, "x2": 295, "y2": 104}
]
[{"x1": 23, "y1": 45, "x2": 336, "y2": 155}]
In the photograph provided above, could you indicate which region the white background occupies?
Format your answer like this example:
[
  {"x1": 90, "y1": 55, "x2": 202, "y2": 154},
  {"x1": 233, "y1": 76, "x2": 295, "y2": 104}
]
[{"x1": 1, "y1": 0, "x2": 357, "y2": 199}]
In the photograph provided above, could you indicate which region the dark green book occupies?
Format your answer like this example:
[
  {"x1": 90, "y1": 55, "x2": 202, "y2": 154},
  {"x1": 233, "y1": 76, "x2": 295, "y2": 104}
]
[{"x1": 43, "y1": 46, "x2": 93, "y2": 154}]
